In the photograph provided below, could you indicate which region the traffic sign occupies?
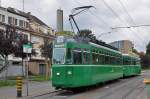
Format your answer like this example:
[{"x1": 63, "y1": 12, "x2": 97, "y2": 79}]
[{"x1": 23, "y1": 44, "x2": 32, "y2": 54}]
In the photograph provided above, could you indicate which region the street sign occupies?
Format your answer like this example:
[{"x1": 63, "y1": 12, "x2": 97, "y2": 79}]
[{"x1": 23, "y1": 44, "x2": 32, "y2": 54}]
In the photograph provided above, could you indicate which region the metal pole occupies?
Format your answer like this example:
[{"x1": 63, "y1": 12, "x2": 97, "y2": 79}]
[
  {"x1": 23, "y1": 0, "x2": 24, "y2": 11},
  {"x1": 0, "y1": 0, "x2": 1, "y2": 7},
  {"x1": 26, "y1": 54, "x2": 29, "y2": 96},
  {"x1": 69, "y1": 18, "x2": 75, "y2": 33},
  {"x1": 22, "y1": 57, "x2": 24, "y2": 77},
  {"x1": 69, "y1": 15, "x2": 80, "y2": 35}
]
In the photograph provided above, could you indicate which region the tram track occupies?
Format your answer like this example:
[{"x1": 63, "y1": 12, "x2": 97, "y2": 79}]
[
  {"x1": 121, "y1": 82, "x2": 144, "y2": 99},
  {"x1": 26, "y1": 76, "x2": 144, "y2": 99},
  {"x1": 26, "y1": 89, "x2": 65, "y2": 99},
  {"x1": 98, "y1": 76, "x2": 143, "y2": 99}
]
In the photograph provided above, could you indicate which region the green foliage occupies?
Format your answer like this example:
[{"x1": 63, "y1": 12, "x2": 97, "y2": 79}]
[
  {"x1": 132, "y1": 48, "x2": 139, "y2": 54},
  {"x1": 146, "y1": 42, "x2": 150, "y2": 55},
  {"x1": 0, "y1": 26, "x2": 29, "y2": 59},
  {"x1": 139, "y1": 42, "x2": 150, "y2": 69},
  {"x1": 78, "y1": 29, "x2": 96, "y2": 41},
  {"x1": 40, "y1": 38, "x2": 53, "y2": 59},
  {"x1": 29, "y1": 75, "x2": 49, "y2": 82},
  {"x1": 0, "y1": 80, "x2": 16, "y2": 87},
  {"x1": 140, "y1": 53, "x2": 150, "y2": 68}
]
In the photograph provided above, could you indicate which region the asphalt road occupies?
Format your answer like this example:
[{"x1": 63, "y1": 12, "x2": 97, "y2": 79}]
[
  {"x1": 0, "y1": 70, "x2": 149, "y2": 99},
  {"x1": 26, "y1": 71, "x2": 149, "y2": 99}
]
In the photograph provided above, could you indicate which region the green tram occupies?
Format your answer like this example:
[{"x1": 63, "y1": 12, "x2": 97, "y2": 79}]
[
  {"x1": 122, "y1": 54, "x2": 141, "y2": 77},
  {"x1": 52, "y1": 36, "x2": 125, "y2": 89}
]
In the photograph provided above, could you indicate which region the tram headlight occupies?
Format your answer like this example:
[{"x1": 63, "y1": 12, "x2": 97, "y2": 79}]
[
  {"x1": 67, "y1": 71, "x2": 72, "y2": 75},
  {"x1": 56, "y1": 72, "x2": 60, "y2": 76}
]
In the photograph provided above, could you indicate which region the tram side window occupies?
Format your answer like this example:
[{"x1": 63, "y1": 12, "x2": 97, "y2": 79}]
[
  {"x1": 99, "y1": 54, "x2": 103, "y2": 64},
  {"x1": 73, "y1": 48, "x2": 82, "y2": 64},
  {"x1": 123, "y1": 60, "x2": 128, "y2": 65},
  {"x1": 92, "y1": 50, "x2": 99, "y2": 64},
  {"x1": 105, "y1": 56, "x2": 110, "y2": 64},
  {"x1": 116, "y1": 58, "x2": 121, "y2": 65},
  {"x1": 111, "y1": 57, "x2": 115, "y2": 65},
  {"x1": 133, "y1": 61, "x2": 136, "y2": 65},
  {"x1": 83, "y1": 49, "x2": 90, "y2": 64},
  {"x1": 137, "y1": 60, "x2": 140, "y2": 65},
  {"x1": 66, "y1": 48, "x2": 72, "y2": 64}
]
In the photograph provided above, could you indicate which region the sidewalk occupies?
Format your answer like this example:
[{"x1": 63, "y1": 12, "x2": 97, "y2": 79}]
[{"x1": 0, "y1": 81, "x2": 55, "y2": 99}]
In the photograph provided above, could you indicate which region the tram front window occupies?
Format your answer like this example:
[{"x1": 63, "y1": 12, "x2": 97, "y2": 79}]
[{"x1": 53, "y1": 48, "x2": 66, "y2": 64}]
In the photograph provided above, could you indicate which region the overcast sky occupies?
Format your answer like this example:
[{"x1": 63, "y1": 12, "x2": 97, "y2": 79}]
[{"x1": 2, "y1": 0, "x2": 150, "y2": 52}]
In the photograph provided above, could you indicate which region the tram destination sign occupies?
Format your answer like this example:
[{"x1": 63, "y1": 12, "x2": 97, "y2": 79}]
[
  {"x1": 57, "y1": 36, "x2": 64, "y2": 43},
  {"x1": 54, "y1": 44, "x2": 65, "y2": 48}
]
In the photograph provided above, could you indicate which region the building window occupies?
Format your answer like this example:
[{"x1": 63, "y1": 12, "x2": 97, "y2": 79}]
[
  {"x1": 0, "y1": 14, "x2": 5, "y2": 23},
  {"x1": 0, "y1": 14, "x2": 2, "y2": 22},
  {"x1": 8, "y1": 16, "x2": 12, "y2": 24},
  {"x1": 15, "y1": 19, "x2": 17, "y2": 25},
  {"x1": 24, "y1": 21, "x2": 26, "y2": 27},
  {"x1": 25, "y1": 22, "x2": 29, "y2": 28},
  {"x1": 24, "y1": 34, "x2": 28, "y2": 41},
  {"x1": 19, "y1": 20, "x2": 23, "y2": 27},
  {"x1": 2, "y1": 15, "x2": 5, "y2": 23}
]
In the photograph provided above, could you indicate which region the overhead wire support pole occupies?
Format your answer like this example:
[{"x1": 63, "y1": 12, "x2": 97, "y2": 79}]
[
  {"x1": 69, "y1": 18, "x2": 75, "y2": 33},
  {"x1": 72, "y1": 0, "x2": 113, "y2": 36},
  {"x1": 69, "y1": 6, "x2": 94, "y2": 35},
  {"x1": 69, "y1": 15, "x2": 80, "y2": 35}
]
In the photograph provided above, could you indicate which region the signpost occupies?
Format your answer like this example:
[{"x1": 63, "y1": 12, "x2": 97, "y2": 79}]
[{"x1": 23, "y1": 44, "x2": 32, "y2": 96}]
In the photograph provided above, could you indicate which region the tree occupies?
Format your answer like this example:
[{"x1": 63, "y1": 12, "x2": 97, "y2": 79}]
[
  {"x1": 132, "y1": 48, "x2": 139, "y2": 55},
  {"x1": 78, "y1": 29, "x2": 96, "y2": 42},
  {"x1": 0, "y1": 26, "x2": 19, "y2": 79},
  {"x1": 139, "y1": 51, "x2": 150, "y2": 69},
  {"x1": 40, "y1": 37, "x2": 53, "y2": 79},
  {"x1": 0, "y1": 26, "x2": 32, "y2": 78},
  {"x1": 146, "y1": 41, "x2": 150, "y2": 55},
  {"x1": 0, "y1": 26, "x2": 16, "y2": 74}
]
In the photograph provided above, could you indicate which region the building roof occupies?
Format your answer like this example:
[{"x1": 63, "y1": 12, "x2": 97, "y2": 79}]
[
  {"x1": 7, "y1": 7, "x2": 28, "y2": 18},
  {"x1": 5, "y1": 7, "x2": 49, "y2": 27},
  {"x1": 0, "y1": 22, "x2": 56, "y2": 39},
  {"x1": 28, "y1": 15, "x2": 48, "y2": 27},
  {"x1": 0, "y1": 6, "x2": 7, "y2": 11},
  {"x1": 109, "y1": 40, "x2": 132, "y2": 44}
]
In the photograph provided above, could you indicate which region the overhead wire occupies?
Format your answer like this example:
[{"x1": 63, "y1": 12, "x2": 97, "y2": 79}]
[
  {"x1": 71, "y1": 0, "x2": 146, "y2": 50},
  {"x1": 117, "y1": 0, "x2": 146, "y2": 45},
  {"x1": 101, "y1": 0, "x2": 145, "y2": 48},
  {"x1": 72, "y1": 0, "x2": 111, "y2": 29},
  {"x1": 72, "y1": 0, "x2": 113, "y2": 37},
  {"x1": 117, "y1": 0, "x2": 136, "y2": 25},
  {"x1": 101, "y1": 0, "x2": 128, "y2": 26}
]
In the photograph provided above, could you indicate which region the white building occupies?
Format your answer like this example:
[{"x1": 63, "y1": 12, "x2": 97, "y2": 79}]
[
  {"x1": 0, "y1": 6, "x2": 55, "y2": 77},
  {"x1": 0, "y1": 7, "x2": 30, "y2": 62}
]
